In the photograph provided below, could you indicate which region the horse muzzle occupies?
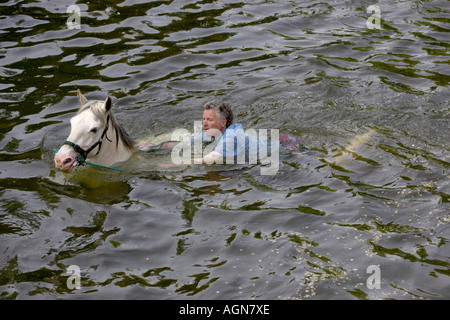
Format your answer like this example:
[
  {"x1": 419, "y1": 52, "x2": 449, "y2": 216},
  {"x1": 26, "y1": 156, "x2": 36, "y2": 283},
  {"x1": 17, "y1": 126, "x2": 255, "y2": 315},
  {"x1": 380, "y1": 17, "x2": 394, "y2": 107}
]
[{"x1": 54, "y1": 147, "x2": 79, "y2": 173}]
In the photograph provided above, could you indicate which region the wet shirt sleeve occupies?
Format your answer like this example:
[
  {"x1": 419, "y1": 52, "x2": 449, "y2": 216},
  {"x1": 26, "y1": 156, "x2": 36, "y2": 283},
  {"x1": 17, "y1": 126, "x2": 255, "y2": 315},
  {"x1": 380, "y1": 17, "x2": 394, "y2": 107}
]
[{"x1": 213, "y1": 124, "x2": 246, "y2": 157}]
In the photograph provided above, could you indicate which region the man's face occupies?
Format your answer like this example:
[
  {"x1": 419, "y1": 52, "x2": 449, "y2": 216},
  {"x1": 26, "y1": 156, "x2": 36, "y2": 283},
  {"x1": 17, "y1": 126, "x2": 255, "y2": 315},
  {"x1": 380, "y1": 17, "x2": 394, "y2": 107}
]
[{"x1": 203, "y1": 109, "x2": 226, "y2": 134}]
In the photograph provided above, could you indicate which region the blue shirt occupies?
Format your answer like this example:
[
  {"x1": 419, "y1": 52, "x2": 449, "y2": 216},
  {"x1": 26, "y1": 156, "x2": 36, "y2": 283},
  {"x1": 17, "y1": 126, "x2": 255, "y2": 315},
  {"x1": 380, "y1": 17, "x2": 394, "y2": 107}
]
[{"x1": 191, "y1": 123, "x2": 266, "y2": 160}]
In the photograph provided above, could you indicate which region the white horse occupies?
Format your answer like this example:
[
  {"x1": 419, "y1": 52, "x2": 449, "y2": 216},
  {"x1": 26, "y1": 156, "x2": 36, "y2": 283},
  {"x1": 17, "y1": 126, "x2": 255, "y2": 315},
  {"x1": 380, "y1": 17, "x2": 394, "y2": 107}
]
[{"x1": 54, "y1": 90, "x2": 135, "y2": 173}]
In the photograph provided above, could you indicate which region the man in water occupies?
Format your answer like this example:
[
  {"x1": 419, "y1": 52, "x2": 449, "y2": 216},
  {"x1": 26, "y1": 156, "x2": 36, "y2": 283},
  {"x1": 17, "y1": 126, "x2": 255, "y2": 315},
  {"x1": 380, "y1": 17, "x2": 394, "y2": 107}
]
[
  {"x1": 138, "y1": 100, "x2": 270, "y2": 165},
  {"x1": 138, "y1": 99, "x2": 373, "y2": 172}
]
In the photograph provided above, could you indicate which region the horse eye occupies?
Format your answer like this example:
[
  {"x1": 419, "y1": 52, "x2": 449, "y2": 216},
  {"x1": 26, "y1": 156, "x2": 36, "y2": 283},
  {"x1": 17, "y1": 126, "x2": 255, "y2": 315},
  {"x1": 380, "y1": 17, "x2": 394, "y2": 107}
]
[{"x1": 90, "y1": 128, "x2": 98, "y2": 134}]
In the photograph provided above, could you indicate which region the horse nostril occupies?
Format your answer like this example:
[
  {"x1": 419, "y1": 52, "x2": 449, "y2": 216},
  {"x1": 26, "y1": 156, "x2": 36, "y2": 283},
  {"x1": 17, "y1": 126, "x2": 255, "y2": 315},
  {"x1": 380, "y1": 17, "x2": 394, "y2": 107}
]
[{"x1": 63, "y1": 158, "x2": 72, "y2": 165}]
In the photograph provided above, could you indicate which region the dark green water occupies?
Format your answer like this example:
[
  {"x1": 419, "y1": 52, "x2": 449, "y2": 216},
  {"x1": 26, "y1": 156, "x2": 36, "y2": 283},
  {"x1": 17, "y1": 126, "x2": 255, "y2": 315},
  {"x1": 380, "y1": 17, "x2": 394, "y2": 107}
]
[{"x1": 0, "y1": 0, "x2": 448, "y2": 300}]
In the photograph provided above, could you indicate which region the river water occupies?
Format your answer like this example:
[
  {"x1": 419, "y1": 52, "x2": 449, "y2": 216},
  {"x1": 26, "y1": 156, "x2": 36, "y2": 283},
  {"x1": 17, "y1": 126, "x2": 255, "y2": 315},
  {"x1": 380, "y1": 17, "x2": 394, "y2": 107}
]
[{"x1": 0, "y1": 0, "x2": 448, "y2": 300}]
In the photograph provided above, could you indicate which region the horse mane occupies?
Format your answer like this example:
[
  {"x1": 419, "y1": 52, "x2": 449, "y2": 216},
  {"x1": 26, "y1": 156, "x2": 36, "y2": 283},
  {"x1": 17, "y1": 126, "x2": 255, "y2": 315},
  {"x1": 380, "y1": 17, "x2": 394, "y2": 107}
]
[{"x1": 78, "y1": 100, "x2": 135, "y2": 152}]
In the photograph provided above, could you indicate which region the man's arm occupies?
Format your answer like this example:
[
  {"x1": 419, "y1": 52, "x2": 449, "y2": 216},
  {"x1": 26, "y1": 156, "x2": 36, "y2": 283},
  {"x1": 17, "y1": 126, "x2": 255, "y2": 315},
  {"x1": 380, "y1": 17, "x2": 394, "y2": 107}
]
[
  {"x1": 138, "y1": 140, "x2": 180, "y2": 151},
  {"x1": 157, "y1": 150, "x2": 223, "y2": 168}
]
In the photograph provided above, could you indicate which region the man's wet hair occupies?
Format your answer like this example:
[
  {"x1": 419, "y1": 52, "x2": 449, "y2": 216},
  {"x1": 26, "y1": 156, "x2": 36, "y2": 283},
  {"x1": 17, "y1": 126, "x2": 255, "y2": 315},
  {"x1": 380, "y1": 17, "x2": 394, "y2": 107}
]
[{"x1": 203, "y1": 100, "x2": 233, "y2": 128}]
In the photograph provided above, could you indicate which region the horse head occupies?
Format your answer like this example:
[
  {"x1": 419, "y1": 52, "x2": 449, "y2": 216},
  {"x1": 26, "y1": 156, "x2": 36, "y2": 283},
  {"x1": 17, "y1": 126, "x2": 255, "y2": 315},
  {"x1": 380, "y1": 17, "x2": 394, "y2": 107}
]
[{"x1": 54, "y1": 90, "x2": 134, "y2": 173}]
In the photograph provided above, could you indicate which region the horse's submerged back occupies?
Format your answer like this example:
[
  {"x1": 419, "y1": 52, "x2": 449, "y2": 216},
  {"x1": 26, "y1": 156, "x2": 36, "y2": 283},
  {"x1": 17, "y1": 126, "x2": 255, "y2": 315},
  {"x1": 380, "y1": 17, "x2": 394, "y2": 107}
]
[{"x1": 54, "y1": 90, "x2": 135, "y2": 173}]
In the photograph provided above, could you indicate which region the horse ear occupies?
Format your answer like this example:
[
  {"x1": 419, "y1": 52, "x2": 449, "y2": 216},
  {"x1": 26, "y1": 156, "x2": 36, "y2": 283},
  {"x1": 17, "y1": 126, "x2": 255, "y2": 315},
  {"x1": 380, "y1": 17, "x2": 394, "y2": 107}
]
[
  {"x1": 102, "y1": 96, "x2": 112, "y2": 114},
  {"x1": 77, "y1": 89, "x2": 88, "y2": 107}
]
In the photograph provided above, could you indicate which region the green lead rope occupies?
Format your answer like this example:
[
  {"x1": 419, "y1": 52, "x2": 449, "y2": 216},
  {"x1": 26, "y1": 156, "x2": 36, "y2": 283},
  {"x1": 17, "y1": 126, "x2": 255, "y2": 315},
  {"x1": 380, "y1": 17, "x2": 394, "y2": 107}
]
[
  {"x1": 82, "y1": 160, "x2": 124, "y2": 172},
  {"x1": 53, "y1": 140, "x2": 181, "y2": 173},
  {"x1": 138, "y1": 140, "x2": 181, "y2": 151},
  {"x1": 53, "y1": 149, "x2": 124, "y2": 172}
]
